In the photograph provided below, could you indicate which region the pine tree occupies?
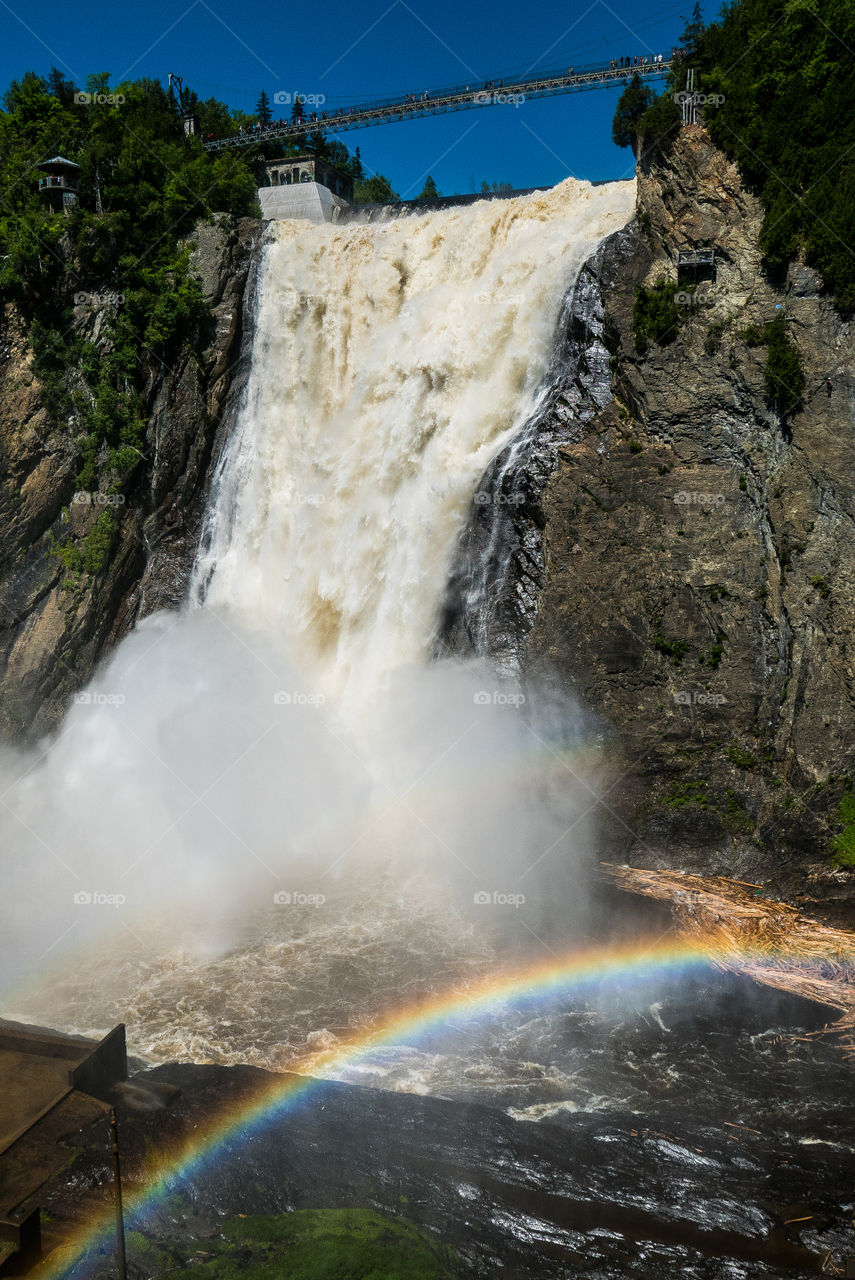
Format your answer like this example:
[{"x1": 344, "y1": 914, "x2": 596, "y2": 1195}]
[
  {"x1": 418, "y1": 174, "x2": 439, "y2": 200},
  {"x1": 352, "y1": 146, "x2": 364, "y2": 182},
  {"x1": 611, "y1": 74, "x2": 652, "y2": 150},
  {"x1": 678, "y1": 3, "x2": 704, "y2": 58},
  {"x1": 256, "y1": 89, "x2": 272, "y2": 125}
]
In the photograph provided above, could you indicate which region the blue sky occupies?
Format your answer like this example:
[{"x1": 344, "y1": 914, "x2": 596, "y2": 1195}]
[{"x1": 1, "y1": 0, "x2": 708, "y2": 195}]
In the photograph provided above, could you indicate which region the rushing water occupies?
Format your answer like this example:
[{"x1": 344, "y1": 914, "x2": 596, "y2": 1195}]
[
  {"x1": 2, "y1": 181, "x2": 853, "y2": 1276},
  {"x1": 2, "y1": 178, "x2": 634, "y2": 1047}
]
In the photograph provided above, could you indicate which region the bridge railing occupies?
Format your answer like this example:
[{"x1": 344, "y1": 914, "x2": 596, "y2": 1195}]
[{"x1": 201, "y1": 57, "x2": 676, "y2": 151}]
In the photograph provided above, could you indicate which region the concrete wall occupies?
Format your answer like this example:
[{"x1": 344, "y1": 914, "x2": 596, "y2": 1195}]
[{"x1": 258, "y1": 182, "x2": 350, "y2": 224}]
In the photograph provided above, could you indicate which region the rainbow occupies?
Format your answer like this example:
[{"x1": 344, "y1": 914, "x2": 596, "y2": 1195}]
[{"x1": 43, "y1": 935, "x2": 738, "y2": 1278}]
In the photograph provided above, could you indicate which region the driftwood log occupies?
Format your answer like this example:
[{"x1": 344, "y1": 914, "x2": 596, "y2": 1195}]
[{"x1": 601, "y1": 863, "x2": 855, "y2": 1054}]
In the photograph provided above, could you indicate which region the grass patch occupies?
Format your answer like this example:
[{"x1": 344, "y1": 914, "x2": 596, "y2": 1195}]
[
  {"x1": 153, "y1": 1209, "x2": 460, "y2": 1280},
  {"x1": 652, "y1": 632, "x2": 690, "y2": 664},
  {"x1": 726, "y1": 744, "x2": 757, "y2": 771},
  {"x1": 831, "y1": 792, "x2": 855, "y2": 867},
  {"x1": 665, "y1": 780, "x2": 709, "y2": 809}
]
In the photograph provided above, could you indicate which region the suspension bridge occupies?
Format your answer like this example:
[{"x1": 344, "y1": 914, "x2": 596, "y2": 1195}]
[{"x1": 199, "y1": 56, "x2": 676, "y2": 152}]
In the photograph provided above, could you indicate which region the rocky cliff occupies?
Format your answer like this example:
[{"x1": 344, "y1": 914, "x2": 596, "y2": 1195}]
[
  {"x1": 444, "y1": 125, "x2": 855, "y2": 906},
  {"x1": 0, "y1": 215, "x2": 261, "y2": 739}
]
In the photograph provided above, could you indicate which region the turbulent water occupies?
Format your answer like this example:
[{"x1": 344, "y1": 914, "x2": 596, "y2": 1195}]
[
  {"x1": 2, "y1": 179, "x2": 634, "y2": 1067},
  {"x1": 191, "y1": 179, "x2": 636, "y2": 702}
]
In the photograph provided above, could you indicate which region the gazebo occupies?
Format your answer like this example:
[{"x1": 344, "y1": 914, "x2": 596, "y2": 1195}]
[{"x1": 36, "y1": 156, "x2": 80, "y2": 213}]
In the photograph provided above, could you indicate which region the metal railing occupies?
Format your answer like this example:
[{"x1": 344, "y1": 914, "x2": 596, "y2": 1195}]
[{"x1": 201, "y1": 57, "x2": 675, "y2": 151}]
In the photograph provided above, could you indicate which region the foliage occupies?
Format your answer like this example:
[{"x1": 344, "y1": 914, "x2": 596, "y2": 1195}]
[
  {"x1": 702, "y1": 0, "x2": 854, "y2": 308},
  {"x1": 353, "y1": 173, "x2": 399, "y2": 203},
  {"x1": 612, "y1": 74, "x2": 680, "y2": 156},
  {"x1": 726, "y1": 744, "x2": 757, "y2": 770},
  {"x1": 417, "y1": 175, "x2": 440, "y2": 200},
  {"x1": 738, "y1": 317, "x2": 804, "y2": 415},
  {"x1": 633, "y1": 278, "x2": 681, "y2": 351},
  {"x1": 56, "y1": 508, "x2": 120, "y2": 576},
  {"x1": 665, "y1": 779, "x2": 708, "y2": 809},
  {"x1": 763, "y1": 316, "x2": 804, "y2": 415},
  {"x1": 636, "y1": 92, "x2": 681, "y2": 157},
  {"x1": 612, "y1": 74, "x2": 652, "y2": 150},
  {"x1": 145, "y1": 1209, "x2": 460, "y2": 1280},
  {"x1": 0, "y1": 68, "x2": 263, "y2": 576},
  {"x1": 678, "y1": 2, "x2": 705, "y2": 58},
  {"x1": 255, "y1": 89, "x2": 271, "y2": 126},
  {"x1": 831, "y1": 790, "x2": 855, "y2": 867},
  {"x1": 652, "y1": 631, "x2": 689, "y2": 663},
  {"x1": 611, "y1": 0, "x2": 855, "y2": 309}
]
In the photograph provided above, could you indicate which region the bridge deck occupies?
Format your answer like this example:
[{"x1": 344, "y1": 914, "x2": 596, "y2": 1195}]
[{"x1": 202, "y1": 58, "x2": 675, "y2": 151}]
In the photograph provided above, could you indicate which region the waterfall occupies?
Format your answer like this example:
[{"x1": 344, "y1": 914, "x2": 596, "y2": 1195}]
[
  {"x1": 0, "y1": 179, "x2": 635, "y2": 1060},
  {"x1": 192, "y1": 179, "x2": 635, "y2": 705}
]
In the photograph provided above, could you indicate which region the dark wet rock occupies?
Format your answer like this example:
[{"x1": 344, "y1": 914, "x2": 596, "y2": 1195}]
[{"x1": 36, "y1": 1053, "x2": 854, "y2": 1280}]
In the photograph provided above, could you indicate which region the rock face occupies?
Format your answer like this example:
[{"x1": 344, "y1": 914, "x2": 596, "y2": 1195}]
[
  {"x1": 444, "y1": 125, "x2": 855, "y2": 901},
  {"x1": 0, "y1": 215, "x2": 262, "y2": 739}
]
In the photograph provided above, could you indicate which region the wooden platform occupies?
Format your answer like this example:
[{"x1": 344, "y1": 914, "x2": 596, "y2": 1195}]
[{"x1": 0, "y1": 1022, "x2": 126, "y2": 1274}]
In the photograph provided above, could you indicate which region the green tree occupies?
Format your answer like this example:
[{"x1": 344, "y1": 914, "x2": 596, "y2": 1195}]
[
  {"x1": 196, "y1": 96, "x2": 234, "y2": 139},
  {"x1": 612, "y1": 74, "x2": 652, "y2": 150},
  {"x1": 256, "y1": 89, "x2": 271, "y2": 125},
  {"x1": 47, "y1": 66, "x2": 77, "y2": 107},
  {"x1": 353, "y1": 172, "x2": 398, "y2": 203},
  {"x1": 636, "y1": 92, "x2": 681, "y2": 157},
  {"x1": 763, "y1": 317, "x2": 804, "y2": 416},
  {"x1": 417, "y1": 174, "x2": 439, "y2": 200},
  {"x1": 678, "y1": 2, "x2": 705, "y2": 58}
]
